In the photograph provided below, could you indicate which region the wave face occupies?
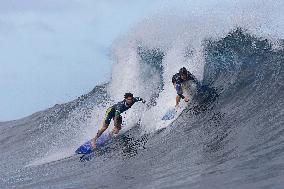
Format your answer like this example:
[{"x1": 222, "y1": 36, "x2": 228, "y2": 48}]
[{"x1": 0, "y1": 28, "x2": 284, "y2": 189}]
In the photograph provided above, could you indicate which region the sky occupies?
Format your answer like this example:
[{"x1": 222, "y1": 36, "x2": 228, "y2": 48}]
[
  {"x1": 0, "y1": 0, "x2": 283, "y2": 121},
  {"x1": 0, "y1": 0, "x2": 195, "y2": 121}
]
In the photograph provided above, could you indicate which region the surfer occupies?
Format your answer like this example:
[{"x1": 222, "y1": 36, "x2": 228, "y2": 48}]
[
  {"x1": 91, "y1": 92, "x2": 146, "y2": 149},
  {"x1": 172, "y1": 67, "x2": 199, "y2": 107}
]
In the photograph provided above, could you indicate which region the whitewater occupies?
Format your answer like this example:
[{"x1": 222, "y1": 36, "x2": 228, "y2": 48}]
[{"x1": 1, "y1": 2, "x2": 284, "y2": 189}]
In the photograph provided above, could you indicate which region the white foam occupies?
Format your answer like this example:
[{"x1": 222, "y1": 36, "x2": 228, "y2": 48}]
[
  {"x1": 26, "y1": 147, "x2": 74, "y2": 167},
  {"x1": 106, "y1": 0, "x2": 284, "y2": 132}
]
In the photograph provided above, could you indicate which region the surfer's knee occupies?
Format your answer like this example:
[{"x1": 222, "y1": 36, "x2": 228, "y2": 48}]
[
  {"x1": 100, "y1": 123, "x2": 109, "y2": 131},
  {"x1": 176, "y1": 95, "x2": 181, "y2": 105},
  {"x1": 114, "y1": 116, "x2": 122, "y2": 131},
  {"x1": 113, "y1": 126, "x2": 121, "y2": 134},
  {"x1": 116, "y1": 123, "x2": 122, "y2": 130}
]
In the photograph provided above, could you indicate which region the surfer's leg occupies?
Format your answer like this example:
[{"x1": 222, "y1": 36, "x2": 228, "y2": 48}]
[
  {"x1": 181, "y1": 81, "x2": 192, "y2": 103},
  {"x1": 91, "y1": 123, "x2": 109, "y2": 148},
  {"x1": 175, "y1": 83, "x2": 183, "y2": 107},
  {"x1": 112, "y1": 126, "x2": 121, "y2": 135},
  {"x1": 97, "y1": 109, "x2": 113, "y2": 138},
  {"x1": 111, "y1": 115, "x2": 122, "y2": 135},
  {"x1": 176, "y1": 95, "x2": 181, "y2": 107},
  {"x1": 184, "y1": 80, "x2": 197, "y2": 103},
  {"x1": 92, "y1": 108, "x2": 113, "y2": 148},
  {"x1": 96, "y1": 123, "x2": 109, "y2": 138}
]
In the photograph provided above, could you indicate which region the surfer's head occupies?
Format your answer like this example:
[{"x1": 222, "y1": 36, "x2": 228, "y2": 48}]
[
  {"x1": 179, "y1": 67, "x2": 188, "y2": 80},
  {"x1": 124, "y1": 92, "x2": 134, "y2": 105}
]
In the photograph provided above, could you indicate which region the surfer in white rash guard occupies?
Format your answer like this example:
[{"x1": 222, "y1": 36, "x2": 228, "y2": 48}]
[{"x1": 91, "y1": 93, "x2": 146, "y2": 149}]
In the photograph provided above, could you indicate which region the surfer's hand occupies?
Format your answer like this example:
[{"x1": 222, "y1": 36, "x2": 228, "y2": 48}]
[{"x1": 142, "y1": 99, "x2": 146, "y2": 104}]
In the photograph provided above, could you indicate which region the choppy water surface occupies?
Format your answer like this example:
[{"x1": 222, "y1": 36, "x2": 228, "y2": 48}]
[{"x1": 0, "y1": 29, "x2": 283, "y2": 189}]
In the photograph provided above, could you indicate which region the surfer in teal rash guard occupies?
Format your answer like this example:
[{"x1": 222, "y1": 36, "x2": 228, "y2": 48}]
[
  {"x1": 91, "y1": 93, "x2": 146, "y2": 149},
  {"x1": 172, "y1": 67, "x2": 199, "y2": 107}
]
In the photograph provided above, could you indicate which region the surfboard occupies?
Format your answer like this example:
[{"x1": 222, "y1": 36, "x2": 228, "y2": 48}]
[
  {"x1": 162, "y1": 108, "x2": 176, "y2": 120},
  {"x1": 75, "y1": 134, "x2": 109, "y2": 155}
]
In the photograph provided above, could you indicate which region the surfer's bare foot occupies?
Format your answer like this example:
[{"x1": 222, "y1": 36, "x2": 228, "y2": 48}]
[{"x1": 91, "y1": 139, "x2": 96, "y2": 149}]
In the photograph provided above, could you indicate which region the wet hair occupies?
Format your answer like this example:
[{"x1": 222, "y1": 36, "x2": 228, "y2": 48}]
[
  {"x1": 124, "y1": 92, "x2": 134, "y2": 99},
  {"x1": 179, "y1": 67, "x2": 188, "y2": 75}
]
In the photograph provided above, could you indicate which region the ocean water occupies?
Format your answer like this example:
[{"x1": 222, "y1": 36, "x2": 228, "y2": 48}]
[{"x1": 0, "y1": 27, "x2": 283, "y2": 189}]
